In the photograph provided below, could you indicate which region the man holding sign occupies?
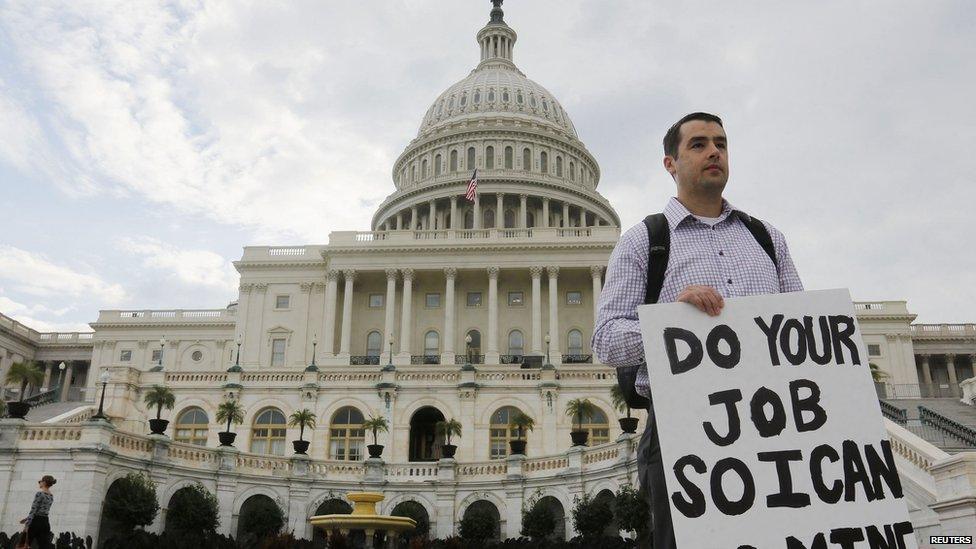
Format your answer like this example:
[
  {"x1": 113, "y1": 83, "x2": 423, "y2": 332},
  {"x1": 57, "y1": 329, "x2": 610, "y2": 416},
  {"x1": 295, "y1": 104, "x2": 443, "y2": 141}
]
[{"x1": 593, "y1": 112, "x2": 804, "y2": 548}]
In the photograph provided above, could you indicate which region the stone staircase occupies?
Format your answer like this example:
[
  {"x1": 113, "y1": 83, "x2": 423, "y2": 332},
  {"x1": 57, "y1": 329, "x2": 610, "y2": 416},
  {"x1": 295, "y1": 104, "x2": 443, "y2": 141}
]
[
  {"x1": 24, "y1": 400, "x2": 90, "y2": 422},
  {"x1": 882, "y1": 397, "x2": 976, "y2": 452}
]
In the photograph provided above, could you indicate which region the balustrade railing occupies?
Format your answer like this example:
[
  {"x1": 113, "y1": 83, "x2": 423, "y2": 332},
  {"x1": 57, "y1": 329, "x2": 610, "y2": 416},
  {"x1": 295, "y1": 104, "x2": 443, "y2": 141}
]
[
  {"x1": 24, "y1": 385, "x2": 61, "y2": 407},
  {"x1": 499, "y1": 354, "x2": 524, "y2": 365},
  {"x1": 350, "y1": 355, "x2": 380, "y2": 366},
  {"x1": 918, "y1": 406, "x2": 976, "y2": 447},
  {"x1": 561, "y1": 354, "x2": 593, "y2": 364},
  {"x1": 454, "y1": 354, "x2": 485, "y2": 365},
  {"x1": 410, "y1": 355, "x2": 441, "y2": 365},
  {"x1": 878, "y1": 400, "x2": 907, "y2": 424}
]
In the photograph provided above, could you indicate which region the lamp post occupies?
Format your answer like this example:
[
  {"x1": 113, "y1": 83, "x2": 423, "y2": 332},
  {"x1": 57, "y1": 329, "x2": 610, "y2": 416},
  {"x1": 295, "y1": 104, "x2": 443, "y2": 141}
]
[
  {"x1": 229, "y1": 334, "x2": 243, "y2": 372},
  {"x1": 544, "y1": 333, "x2": 554, "y2": 370},
  {"x1": 56, "y1": 362, "x2": 66, "y2": 390},
  {"x1": 150, "y1": 337, "x2": 166, "y2": 372},
  {"x1": 91, "y1": 370, "x2": 111, "y2": 421},
  {"x1": 462, "y1": 334, "x2": 474, "y2": 371},
  {"x1": 383, "y1": 333, "x2": 395, "y2": 372},
  {"x1": 306, "y1": 334, "x2": 319, "y2": 372}
]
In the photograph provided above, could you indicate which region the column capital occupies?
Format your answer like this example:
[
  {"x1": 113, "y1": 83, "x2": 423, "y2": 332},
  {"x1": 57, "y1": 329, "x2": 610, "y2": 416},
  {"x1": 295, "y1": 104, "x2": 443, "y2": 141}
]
[
  {"x1": 402, "y1": 268, "x2": 416, "y2": 281},
  {"x1": 444, "y1": 267, "x2": 458, "y2": 279},
  {"x1": 546, "y1": 266, "x2": 560, "y2": 279},
  {"x1": 917, "y1": 353, "x2": 931, "y2": 360},
  {"x1": 590, "y1": 265, "x2": 604, "y2": 278},
  {"x1": 325, "y1": 269, "x2": 340, "y2": 281},
  {"x1": 451, "y1": 195, "x2": 457, "y2": 204},
  {"x1": 520, "y1": 193, "x2": 528, "y2": 200},
  {"x1": 254, "y1": 283, "x2": 268, "y2": 293},
  {"x1": 342, "y1": 269, "x2": 357, "y2": 282},
  {"x1": 239, "y1": 283, "x2": 254, "y2": 293},
  {"x1": 487, "y1": 266, "x2": 500, "y2": 279},
  {"x1": 542, "y1": 197, "x2": 550, "y2": 203},
  {"x1": 300, "y1": 282, "x2": 314, "y2": 294},
  {"x1": 529, "y1": 266, "x2": 544, "y2": 279},
  {"x1": 945, "y1": 353, "x2": 956, "y2": 363},
  {"x1": 385, "y1": 268, "x2": 399, "y2": 280},
  {"x1": 312, "y1": 282, "x2": 327, "y2": 294}
]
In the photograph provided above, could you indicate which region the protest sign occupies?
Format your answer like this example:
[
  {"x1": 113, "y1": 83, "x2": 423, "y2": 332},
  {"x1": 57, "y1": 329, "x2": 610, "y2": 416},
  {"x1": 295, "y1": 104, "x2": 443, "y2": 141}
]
[{"x1": 638, "y1": 289, "x2": 916, "y2": 549}]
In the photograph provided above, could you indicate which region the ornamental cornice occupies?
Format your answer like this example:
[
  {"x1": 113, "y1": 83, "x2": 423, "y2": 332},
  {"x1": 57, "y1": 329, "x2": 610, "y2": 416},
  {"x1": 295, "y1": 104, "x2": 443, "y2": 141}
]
[
  {"x1": 325, "y1": 241, "x2": 617, "y2": 255},
  {"x1": 234, "y1": 261, "x2": 328, "y2": 270},
  {"x1": 88, "y1": 321, "x2": 236, "y2": 329}
]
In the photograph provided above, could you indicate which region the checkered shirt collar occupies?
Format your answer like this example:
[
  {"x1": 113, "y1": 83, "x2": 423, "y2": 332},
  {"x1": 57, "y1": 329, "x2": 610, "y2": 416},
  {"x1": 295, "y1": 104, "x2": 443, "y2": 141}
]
[{"x1": 662, "y1": 196, "x2": 751, "y2": 231}]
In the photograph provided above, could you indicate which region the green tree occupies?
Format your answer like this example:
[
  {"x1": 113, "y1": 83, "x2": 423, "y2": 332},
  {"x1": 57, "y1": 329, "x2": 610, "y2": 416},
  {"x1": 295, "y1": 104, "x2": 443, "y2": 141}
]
[
  {"x1": 520, "y1": 493, "x2": 557, "y2": 541},
  {"x1": 870, "y1": 363, "x2": 889, "y2": 382},
  {"x1": 565, "y1": 398, "x2": 597, "y2": 432},
  {"x1": 102, "y1": 472, "x2": 160, "y2": 532},
  {"x1": 215, "y1": 399, "x2": 244, "y2": 433},
  {"x1": 167, "y1": 483, "x2": 219, "y2": 535},
  {"x1": 610, "y1": 384, "x2": 631, "y2": 420},
  {"x1": 5, "y1": 361, "x2": 43, "y2": 402},
  {"x1": 458, "y1": 507, "x2": 496, "y2": 541},
  {"x1": 238, "y1": 496, "x2": 284, "y2": 541},
  {"x1": 613, "y1": 484, "x2": 648, "y2": 536},
  {"x1": 143, "y1": 385, "x2": 176, "y2": 420},
  {"x1": 361, "y1": 415, "x2": 389, "y2": 446},
  {"x1": 509, "y1": 411, "x2": 535, "y2": 441},
  {"x1": 572, "y1": 492, "x2": 613, "y2": 540},
  {"x1": 288, "y1": 409, "x2": 317, "y2": 442},
  {"x1": 435, "y1": 418, "x2": 462, "y2": 445}
]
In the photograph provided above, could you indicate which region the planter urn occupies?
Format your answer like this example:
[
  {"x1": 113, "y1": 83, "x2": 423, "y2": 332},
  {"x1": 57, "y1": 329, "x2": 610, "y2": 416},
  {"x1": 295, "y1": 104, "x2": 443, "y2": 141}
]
[
  {"x1": 570, "y1": 430, "x2": 589, "y2": 447},
  {"x1": 218, "y1": 431, "x2": 237, "y2": 447},
  {"x1": 618, "y1": 417, "x2": 639, "y2": 434},
  {"x1": 440, "y1": 444, "x2": 457, "y2": 459},
  {"x1": 148, "y1": 419, "x2": 169, "y2": 435},
  {"x1": 367, "y1": 444, "x2": 384, "y2": 458},
  {"x1": 293, "y1": 440, "x2": 311, "y2": 454},
  {"x1": 509, "y1": 439, "x2": 527, "y2": 455}
]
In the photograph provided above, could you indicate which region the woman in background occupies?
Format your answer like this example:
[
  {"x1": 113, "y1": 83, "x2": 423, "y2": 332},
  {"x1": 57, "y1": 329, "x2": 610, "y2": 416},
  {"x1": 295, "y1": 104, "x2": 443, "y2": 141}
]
[{"x1": 20, "y1": 475, "x2": 56, "y2": 549}]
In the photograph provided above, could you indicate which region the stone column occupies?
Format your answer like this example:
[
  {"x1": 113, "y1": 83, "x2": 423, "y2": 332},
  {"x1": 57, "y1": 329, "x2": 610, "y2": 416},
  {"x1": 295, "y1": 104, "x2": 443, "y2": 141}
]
[
  {"x1": 920, "y1": 354, "x2": 933, "y2": 397},
  {"x1": 399, "y1": 269, "x2": 415, "y2": 357},
  {"x1": 473, "y1": 192, "x2": 481, "y2": 229},
  {"x1": 947, "y1": 353, "x2": 959, "y2": 388},
  {"x1": 530, "y1": 267, "x2": 543, "y2": 355},
  {"x1": 442, "y1": 267, "x2": 457, "y2": 363},
  {"x1": 60, "y1": 362, "x2": 74, "y2": 402},
  {"x1": 547, "y1": 266, "x2": 561, "y2": 363},
  {"x1": 487, "y1": 267, "x2": 500, "y2": 363},
  {"x1": 339, "y1": 270, "x2": 356, "y2": 357},
  {"x1": 41, "y1": 362, "x2": 52, "y2": 392},
  {"x1": 429, "y1": 199, "x2": 437, "y2": 230},
  {"x1": 410, "y1": 206, "x2": 418, "y2": 230},
  {"x1": 384, "y1": 269, "x2": 398, "y2": 344},
  {"x1": 450, "y1": 197, "x2": 458, "y2": 229},
  {"x1": 562, "y1": 203, "x2": 570, "y2": 228},
  {"x1": 591, "y1": 265, "x2": 604, "y2": 327},
  {"x1": 496, "y1": 193, "x2": 504, "y2": 228},
  {"x1": 519, "y1": 194, "x2": 527, "y2": 228},
  {"x1": 322, "y1": 270, "x2": 339, "y2": 355},
  {"x1": 396, "y1": 212, "x2": 403, "y2": 230},
  {"x1": 542, "y1": 198, "x2": 550, "y2": 228}
]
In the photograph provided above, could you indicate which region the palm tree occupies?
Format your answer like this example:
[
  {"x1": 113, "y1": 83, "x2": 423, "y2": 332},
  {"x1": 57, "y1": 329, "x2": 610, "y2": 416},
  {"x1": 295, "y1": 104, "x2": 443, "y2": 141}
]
[
  {"x1": 143, "y1": 385, "x2": 176, "y2": 420},
  {"x1": 5, "y1": 361, "x2": 43, "y2": 402},
  {"x1": 216, "y1": 399, "x2": 245, "y2": 434},
  {"x1": 870, "y1": 363, "x2": 889, "y2": 382},
  {"x1": 509, "y1": 411, "x2": 535, "y2": 441},
  {"x1": 435, "y1": 418, "x2": 463, "y2": 446},
  {"x1": 610, "y1": 384, "x2": 631, "y2": 419},
  {"x1": 361, "y1": 415, "x2": 389, "y2": 447},
  {"x1": 288, "y1": 409, "x2": 317, "y2": 442},
  {"x1": 565, "y1": 398, "x2": 596, "y2": 433}
]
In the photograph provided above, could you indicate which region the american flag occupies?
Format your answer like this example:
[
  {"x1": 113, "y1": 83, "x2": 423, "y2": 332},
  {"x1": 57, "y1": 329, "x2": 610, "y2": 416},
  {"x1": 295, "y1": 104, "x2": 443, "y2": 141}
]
[{"x1": 465, "y1": 169, "x2": 478, "y2": 202}]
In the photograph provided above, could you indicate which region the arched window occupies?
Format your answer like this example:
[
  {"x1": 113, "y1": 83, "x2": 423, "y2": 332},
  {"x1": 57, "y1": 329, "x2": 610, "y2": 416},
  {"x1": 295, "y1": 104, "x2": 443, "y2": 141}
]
[
  {"x1": 435, "y1": 154, "x2": 442, "y2": 176},
  {"x1": 507, "y1": 330, "x2": 524, "y2": 356},
  {"x1": 329, "y1": 406, "x2": 365, "y2": 461},
  {"x1": 411, "y1": 165, "x2": 416, "y2": 182},
  {"x1": 250, "y1": 408, "x2": 287, "y2": 455},
  {"x1": 504, "y1": 209, "x2": 516, "y2": 229},
  {"x1": 568, "y1": 329, "x2": 583, "y2": 356},
  {"x1": 485, "y1": 146, "x2": 494, "y2": 169},
  {"x1": 581, "y1": 407, "x2": 610, "y2": 445},
  {"x1": 522, "y1": 148, "x2": 531, "y2": 171},
  {"x1": 540, "y1": 152, "x2": 548, "y2": 173},
  {"x1": 424, "y1": 331, "x2": 440, "y2": 356},
  {"x1": 450, "y1": 150, "x2": 458, "y2": 172},
  {"x1": 502, "y1": 90, "x2": 510, "y2": 103},
  {"x1": 489, "y1": 406, "x2": 522, "y2": 459},
  {"x1": 487, "y1": 89, "x2": 495, "y2": 102},
  {"x1": 422, "y1": 158, "x2": 428, "y2": 177},
  {"x1": 473, "y1": 90, "x2": 481, "y2": 104},
  {"x1": 569, "y1": 161, "x2": 575, "y2": 181},
  {"x1": 366, "y1": 331, "x2": 382, "y2": 357},
  {"x1": 464, "y1": 209, "x2": 474, "y2": 229},
  {"x1": 460, "y1": 93, "x2": 467, "y2": 107},
  {"x1": 465, "y1": 330, "x2": 481, "y2": 356},
  {"x1": 556, "y1": 156, "x2": 563, "y2": 177},
  {"x1": 484, "y1": 208, "x2": 496, "y2": 229},
  {"x1": 467, "y1": 147, "x2": 476, "y2": 170},
  {"x1": 504, "y1": 146, "x2": 513, "y2": 169},
  {"x1": 527, "y1": 211, "x2": 535, "y2": 228},
  {"x1": 174, "y1": 407, "x2": 208, "y2": 446}
]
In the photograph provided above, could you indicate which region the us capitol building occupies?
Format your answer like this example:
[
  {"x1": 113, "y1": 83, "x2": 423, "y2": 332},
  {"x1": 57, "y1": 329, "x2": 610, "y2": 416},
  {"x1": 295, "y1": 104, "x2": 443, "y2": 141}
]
[{"x1": 2, "y1": 2, "x2": 975, "y2": 544}]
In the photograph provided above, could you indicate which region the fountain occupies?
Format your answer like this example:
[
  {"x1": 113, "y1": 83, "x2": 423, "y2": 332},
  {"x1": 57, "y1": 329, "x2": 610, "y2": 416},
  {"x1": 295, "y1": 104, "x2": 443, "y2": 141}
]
[{"x1": 309, "y1": 492, "x2": 416, "y2": 549}]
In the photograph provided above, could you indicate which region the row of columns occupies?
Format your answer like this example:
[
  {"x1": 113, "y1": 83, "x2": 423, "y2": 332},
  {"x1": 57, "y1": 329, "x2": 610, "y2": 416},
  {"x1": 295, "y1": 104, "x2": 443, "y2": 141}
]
[
  {"x1": 319, "y1": 266, "x2": 605, "y2": 362},
  {"x1": 917, "y1": 353, "x2": 976, "y2": 387},
  {"x1": 380, "y1": 194, "x2": 604, "y2": 232}
]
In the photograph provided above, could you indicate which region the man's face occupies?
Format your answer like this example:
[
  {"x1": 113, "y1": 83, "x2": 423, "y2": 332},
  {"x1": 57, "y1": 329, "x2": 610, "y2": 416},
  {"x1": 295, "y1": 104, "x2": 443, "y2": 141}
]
[{"x1": 664, "y1": 120, "x2": 729, "y2": 194}]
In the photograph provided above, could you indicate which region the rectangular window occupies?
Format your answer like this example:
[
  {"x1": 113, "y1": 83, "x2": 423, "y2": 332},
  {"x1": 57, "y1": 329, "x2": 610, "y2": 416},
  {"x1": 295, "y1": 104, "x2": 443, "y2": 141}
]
[
  {"x1": 566, "y1": 291, "x2": 583, "y2": 305},
  {"x1": 271, "y1": 338, "x2": 286, "y2": 366},
  {"x1": 275, "y1": 295, "x2": 290, "y2": 309},
  {"x1": 368, "y1": 294, "x2": 384, "y2": 308},
  {"x1": 119, "y1": 350, "x2": 132, "y2": 362},
  {"x1": 868, "y1": 344, "x2": 881, "y2": 357},
  {"x1": 150, "y1": 349, "x2": 162, "y2": 363},
  {"x1": 508, "y1": 291, "x2": 524, "y2": 306},
  {"x1": 426, "y1": 293, "x2": 441, "y2": 308},
  {"x1": 467, "y1": 292, "x2": 483, "y2": 307}
]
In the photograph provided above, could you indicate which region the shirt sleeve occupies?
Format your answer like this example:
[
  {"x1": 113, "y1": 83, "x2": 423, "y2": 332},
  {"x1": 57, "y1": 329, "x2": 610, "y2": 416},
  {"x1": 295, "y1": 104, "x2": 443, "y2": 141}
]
[
  {"x1": 25, "y1": 492, "x2": 42, "y2": 525},
  {"x1": 764, "y1": 222, "x2": 804, "y2": 293},
  {"x1": 592, "y1": 224, "x2": 648, "y2": 367}
]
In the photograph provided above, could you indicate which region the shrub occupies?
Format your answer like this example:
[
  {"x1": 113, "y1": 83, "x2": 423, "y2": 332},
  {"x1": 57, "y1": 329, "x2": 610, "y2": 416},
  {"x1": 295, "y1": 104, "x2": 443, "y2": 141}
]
[
  {"x1": 458, "y1": 508, "x2": 496, "y2": 541},
  {"x1": 612, "y1": 485, "x2": 647, "y2": 535},
  {"x1": 571, "y1": 492, "x2": 613, "y2": 540},
  {"x1": 239, "y1": 496, "x2": 285, "y2": 541},
  {"x1": 520, "y1": 497, "x2": 557, "y2": 541},
  {"x1": 166, "y1": 484, "x2": 219, "y2": 535},
  {"x1": 102, "y1": 473, "x2": 159, "y2": 533}
]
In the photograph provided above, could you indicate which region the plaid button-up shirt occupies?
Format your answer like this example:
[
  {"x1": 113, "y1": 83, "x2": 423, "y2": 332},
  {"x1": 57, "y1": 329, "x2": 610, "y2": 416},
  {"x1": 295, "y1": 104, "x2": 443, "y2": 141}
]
[{"x1": 592, "y1": 197, "x2": 803, "y2": 397}]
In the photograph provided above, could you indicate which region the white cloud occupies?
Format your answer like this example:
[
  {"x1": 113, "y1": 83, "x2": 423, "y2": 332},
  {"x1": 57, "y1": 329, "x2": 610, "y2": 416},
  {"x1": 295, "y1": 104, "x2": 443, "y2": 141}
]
[
  {"x1": 0, "y1": 245, "x2": 126, "y2": 304},
  {"x1": 0, "y1": 295, "x2": 90, "y2": 333},
  {"x1": 115, "y1": 236, "x2": 238, "y2": 292}
]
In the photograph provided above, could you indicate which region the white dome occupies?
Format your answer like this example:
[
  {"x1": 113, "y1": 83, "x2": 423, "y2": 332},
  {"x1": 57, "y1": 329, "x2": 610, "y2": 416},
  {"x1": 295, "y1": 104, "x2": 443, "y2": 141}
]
[{"x1": 418, "y1": 63, "x2": 578, "y2": 139}]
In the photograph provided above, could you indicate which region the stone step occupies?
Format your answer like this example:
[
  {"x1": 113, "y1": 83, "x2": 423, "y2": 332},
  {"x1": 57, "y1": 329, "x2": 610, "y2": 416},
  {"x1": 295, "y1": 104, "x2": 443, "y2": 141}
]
[{"x1": 24, "y1": 400, "x2": 89, "y2": 422}]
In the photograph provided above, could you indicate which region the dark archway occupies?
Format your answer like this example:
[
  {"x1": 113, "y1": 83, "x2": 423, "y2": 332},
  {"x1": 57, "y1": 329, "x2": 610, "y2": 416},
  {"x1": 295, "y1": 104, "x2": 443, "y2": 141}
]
[
  {"x1": 594, "y1": 489, "x2": 618, "y2": 537},
  {"x1": 97, "y1": 478, "x2": 128, "y2": 547},
  {"x1": 536, "y1": 496, "x2": 566, "y2": 541},
  {"x1": 236, "y1": 494, "x2": 283, "y2": 542},
  {"x1": 391, "y1": 500, "x2": 430, "y2": 540},
  {"x1": 409, "y1": 406, "x2": 445, "y2": 461},
  {"x1": 312, "y1": 498, "x2": 353, "y2": 546},
  {"x1": 461, "y1": 500, "x2": 501, "y2": 541}
]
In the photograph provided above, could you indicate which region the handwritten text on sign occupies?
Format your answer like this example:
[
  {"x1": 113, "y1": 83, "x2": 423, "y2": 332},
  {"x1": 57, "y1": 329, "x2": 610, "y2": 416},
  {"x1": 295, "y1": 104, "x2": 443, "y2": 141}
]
[{"x1": 638, "y1": 289, "x2": 916, "y2": 549}]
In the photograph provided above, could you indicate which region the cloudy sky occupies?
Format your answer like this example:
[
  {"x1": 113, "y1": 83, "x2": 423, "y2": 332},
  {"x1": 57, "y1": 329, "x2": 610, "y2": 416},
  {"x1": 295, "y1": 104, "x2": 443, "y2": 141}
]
[{"x1": 0, "y1": 0, "x2": 973, "y2": 332}]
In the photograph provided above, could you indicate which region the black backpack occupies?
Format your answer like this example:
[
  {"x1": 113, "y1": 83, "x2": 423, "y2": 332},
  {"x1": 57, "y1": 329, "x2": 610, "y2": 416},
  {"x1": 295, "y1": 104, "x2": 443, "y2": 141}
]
[{"x1": 614, "y1": 211, "x2": 778, "y2": 410}]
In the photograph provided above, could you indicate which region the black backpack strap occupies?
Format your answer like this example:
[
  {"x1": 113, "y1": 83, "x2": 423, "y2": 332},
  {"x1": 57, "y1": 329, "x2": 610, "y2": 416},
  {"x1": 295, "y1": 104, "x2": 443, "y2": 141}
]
[
  {"x1": 642, "y1": 213, "x2": 670, "y2": 305},
  {"x1": 736, "y1": 213, "x2": 778, "y2": 273}
]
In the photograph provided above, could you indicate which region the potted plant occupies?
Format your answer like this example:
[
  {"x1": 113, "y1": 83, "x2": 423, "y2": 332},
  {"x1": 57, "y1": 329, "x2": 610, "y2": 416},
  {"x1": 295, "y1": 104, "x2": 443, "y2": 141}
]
[
  {"x1": 215, "y1": 399, "x2": 244, "y2": 447},
  {"x1": 435, "y1": 418, "x2": 462, "y2": 459},
  {"x1": 143, "y1": 385, "x2": 176, "y2": 435},
  {"x1": 4, "y1": 361, "x2": 43, "y2": 419},
  {"x1": 566, "y1": 398, "x2": 596, "y2": 447},
  {"x1": 611, "y1": 384, "x2": 639, "y2": 434},
  {"x1": 361, "y1": 415, "x2": 389, "y2": 458},
  {"x1": 508, "y1": 411, "x2": 535, "y2": 455},
  {"x1": 289, "y1": 408, "x2": 317, "y2": 455}
]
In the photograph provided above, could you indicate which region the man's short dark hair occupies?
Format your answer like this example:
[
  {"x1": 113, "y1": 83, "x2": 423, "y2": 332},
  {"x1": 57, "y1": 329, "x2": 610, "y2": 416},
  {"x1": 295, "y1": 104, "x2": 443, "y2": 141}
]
[{"x1": 663, "y1": 112, "x2": 724, "y2": 158}]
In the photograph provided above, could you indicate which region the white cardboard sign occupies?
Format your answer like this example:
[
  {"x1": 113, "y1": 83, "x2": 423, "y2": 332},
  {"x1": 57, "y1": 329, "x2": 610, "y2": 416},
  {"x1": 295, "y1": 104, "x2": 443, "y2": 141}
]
[{"x1": 638, "y1": 289, "x2": 917, "y2": 549}]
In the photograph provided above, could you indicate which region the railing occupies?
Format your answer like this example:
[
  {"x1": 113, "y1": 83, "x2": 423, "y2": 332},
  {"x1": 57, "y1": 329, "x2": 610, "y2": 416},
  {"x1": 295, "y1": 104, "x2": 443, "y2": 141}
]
[
  {"x1": 854, "y1": 302, "x2": 886, "y2": 311},
  {"x1": 878, "y1": 400, "x2": 907, "y2": 424},
  {"x1": 886, "y1": 383, "x2": 962, "y2": 399},
  {"x1": 350, "y1": 356, "x2": 380, "y2": 366},
  {"x1": 911, "y1": 323, "x2": 976, "y2": 337},
  {"x1": 410, "y1": 355, "x2": 440, "y2": 365},
  {"x1": 100, "y1": 309, "x2": 235, "y2": 322},
  {"x1": 385, "y1": 463, "x2": 438, "y2": 480},
  {"x1": 24, "y1": 385, "x2": 61, "y2": 407},
  {"x1": 330, "y1": 226, "x2": 620, "y2": 246},
  {"x1": 454, "y1": 354, "x2": 485, "y2": 365},
  {"x1": 919, "y1": 406, "x2": 976, "y2": 447},
  {"x1": 561, "y1": 354, "x2": 593, "y2": 364},
  {"x1": 499, "y1": 354, "x2": 524, "y2": 365},
  {"x1": 0, "y1": 311, "x2": 94, "y2": 344},
  {"x1": 267, "y1": 247, "x2": 307, "y2": 256}
]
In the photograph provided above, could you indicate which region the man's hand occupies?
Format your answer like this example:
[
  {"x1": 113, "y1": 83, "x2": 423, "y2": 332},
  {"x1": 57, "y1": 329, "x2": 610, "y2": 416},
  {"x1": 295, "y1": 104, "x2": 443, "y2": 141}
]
[{"x1": 676, "y1": 285, "x2": 724, "y2": 316}]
